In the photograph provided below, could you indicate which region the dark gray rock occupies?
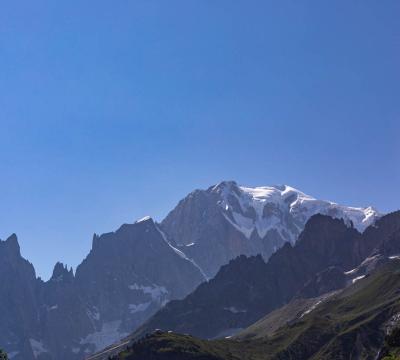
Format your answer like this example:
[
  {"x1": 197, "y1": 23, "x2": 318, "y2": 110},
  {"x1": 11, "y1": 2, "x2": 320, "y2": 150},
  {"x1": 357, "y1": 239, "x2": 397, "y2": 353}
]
[
  {"x1": 0, "y1": 218, "x2": 205, "y2": 360},
  {"x1": 131, "y1": 212, "x2": 400, "y2": 341}
]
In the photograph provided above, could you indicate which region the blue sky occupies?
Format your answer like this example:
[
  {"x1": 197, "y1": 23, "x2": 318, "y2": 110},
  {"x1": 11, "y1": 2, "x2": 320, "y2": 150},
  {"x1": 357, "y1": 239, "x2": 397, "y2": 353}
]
[{"x1": 0, "y1": 1, "x2": 399, "y2": 279}]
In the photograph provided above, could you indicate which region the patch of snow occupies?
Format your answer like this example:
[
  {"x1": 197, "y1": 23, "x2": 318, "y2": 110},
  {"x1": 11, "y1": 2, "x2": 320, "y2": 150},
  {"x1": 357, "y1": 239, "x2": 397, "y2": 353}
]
[
  {"x1": 214, "y1": 328, "x2": 243, "y2": 339},
  {"x1": 352, "y1": 275, "x2": 366, "y2": 284},
  {"x1": 299, "y1": 292, "x2": 337, "y2": 319},
  {"x1": 135, "y1": 216, "x2": 152, "y2": 223},
  {"x1": 345, "y1": 255, "x2": 381, "y2": 277},
  {"x1": 389, "y1": 255, "x2": 400, "y2": 260},
  {"x1": 128, "y1": 302, "x2": 151, "y2": 314},
  {"x1": 300, "y1": 300, "x2": 323, "y2": 318},
  {"x1": 156, "y1": 225, "x2": 208, "y2": 280},
  {"x1": 223, "y1": 213, "x2": 254, "y2": 239},
  {"x1": 49, "y1": 305, "x2": 58, "y2": 311},
  {"x1": 360, "y1": 254, "x2": 381, "y2": 266},
  {"x1": 29, "y1": 339, "x2": 49, "y2": 358},
  {"x1": 223, "y1": 306, "x2": 247, "y2": 314},
  {"x1": 214, "y1": 182, "x2": 380, "y2": 242},
  {"x1": 128, "y1": 283, "x2": 168, "y2": 303},
  {"x1": 362, "y1": 206, "x2": 378, "y2": 226},
  {"x1": 80, "y1": 320, "x2": 128, "y2": 353},
  {"x1": 344, "y1": 268, "x2": 357, "y2": 275}
]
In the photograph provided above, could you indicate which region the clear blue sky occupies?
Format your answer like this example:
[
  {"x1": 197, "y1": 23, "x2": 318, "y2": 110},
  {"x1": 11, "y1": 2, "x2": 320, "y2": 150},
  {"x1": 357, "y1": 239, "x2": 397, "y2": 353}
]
[{"x1": 0, "y1": 1, "x2": 399, "y2": 279}]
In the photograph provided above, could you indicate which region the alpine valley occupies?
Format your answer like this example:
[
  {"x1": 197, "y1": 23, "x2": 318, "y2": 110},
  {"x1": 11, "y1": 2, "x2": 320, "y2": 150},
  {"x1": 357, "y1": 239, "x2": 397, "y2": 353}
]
[{"x1": 0, "y1": 181, "x2": 387, "y2": 360}]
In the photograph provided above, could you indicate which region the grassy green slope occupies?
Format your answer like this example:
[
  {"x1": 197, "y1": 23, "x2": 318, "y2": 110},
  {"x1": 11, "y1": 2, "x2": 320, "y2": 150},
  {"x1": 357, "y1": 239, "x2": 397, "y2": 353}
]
[{"x1": 237, "y1": 296, "x2": 333, "y2": 341}]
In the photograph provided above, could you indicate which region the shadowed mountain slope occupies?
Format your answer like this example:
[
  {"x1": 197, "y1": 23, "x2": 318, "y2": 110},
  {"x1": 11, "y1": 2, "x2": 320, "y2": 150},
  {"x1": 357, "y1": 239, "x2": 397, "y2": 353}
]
[
  {"x1": 105, "y1": 258, "x2": 400, "y2": 360},
  {"x1": 88, "y1": 211, "x2": 400, "y2": 360}
]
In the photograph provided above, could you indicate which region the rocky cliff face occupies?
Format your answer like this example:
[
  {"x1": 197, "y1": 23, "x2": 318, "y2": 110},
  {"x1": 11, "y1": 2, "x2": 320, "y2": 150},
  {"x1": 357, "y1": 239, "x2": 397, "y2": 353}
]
[
  {"x1": 161, "y1": 181, "x2": 379, "y2": 277},
  {"x1": 0, "y1": 218, "x2": 205, "y2": 360},
  {"x1": 73, "y1": 217, "x2": 205, "y2": 356},
  {"x1": 0, "y1": 235, "x2": 40, "y2": 360},
  {"x1": 131, "y1": 212, "x2": 400, "y2": 341}
]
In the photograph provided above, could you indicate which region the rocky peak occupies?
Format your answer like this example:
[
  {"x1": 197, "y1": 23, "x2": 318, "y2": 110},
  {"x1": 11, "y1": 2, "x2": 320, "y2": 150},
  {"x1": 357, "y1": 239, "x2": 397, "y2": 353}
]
[
  {"x1": 209, "y1": 180, "x2": 239, "y2": 194},
  {"x1": 161, "y1": 182, "x2": 381, "y2": 278},
  {"x1": 365, "y1": 210, "x2": 400, "y2": 257},
  {"x1": 51, "y1": 262, "x2": 74, "y2": 283},
  {"x1": 91, "y1": 217, "x2": 158, "y2": 253},
  {"x1": 0, "y1": 233, "x2": 21, "y2": 258}
]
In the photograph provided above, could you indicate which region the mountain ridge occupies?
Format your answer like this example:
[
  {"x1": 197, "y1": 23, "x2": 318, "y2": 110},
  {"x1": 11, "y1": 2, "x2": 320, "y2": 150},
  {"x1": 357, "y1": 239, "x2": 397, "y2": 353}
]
[
  {"x1": 127, "y1": 214, "x2": 377, "y2": 342},
  {"x1": 0, "y1": 218, "x2": 205, "y2": 360},
  {"x1": 90, "y1": 211, "x2": 400, "y2": 360},
  {"x1": 104, "y1": 258, "x2": 400, "y2": 360},
  {"x1": 0, "y1": 182, "x2": 383, "y2": 359},
  {"x1": 161, "y1": 181, "x2": 380, "y2": 277}
]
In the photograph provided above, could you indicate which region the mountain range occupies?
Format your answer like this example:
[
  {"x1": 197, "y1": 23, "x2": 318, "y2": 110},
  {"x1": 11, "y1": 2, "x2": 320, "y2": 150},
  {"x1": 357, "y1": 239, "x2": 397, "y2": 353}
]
[
  {"x1": 0, "y1": 182, "x2": 381, "y2": 359},
  {"x1": 89, "y1": 210, "x2": 400, "y2": 360},
  {"x1": 99, "y1": 256, "x2": 400, "y2": 360}
]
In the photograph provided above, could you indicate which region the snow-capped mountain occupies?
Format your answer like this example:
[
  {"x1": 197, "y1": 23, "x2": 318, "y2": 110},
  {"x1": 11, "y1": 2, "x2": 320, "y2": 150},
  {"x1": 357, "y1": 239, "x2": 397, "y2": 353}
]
[
  {"x1": 131, "y1": 215, "x2": 368, "y2": 341},
  {"x1": 87, "y1": 212, "x2": 400, "y2": 360},
  {"x1": 0, "y1": 181, "x2": 381, "y2": 359},
  {"x1": 220, "y1": 182, "x2": 376, "y2": 236},
  {"x1": 161, "y1": 181, "x2": 380, "y2": 277}
]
